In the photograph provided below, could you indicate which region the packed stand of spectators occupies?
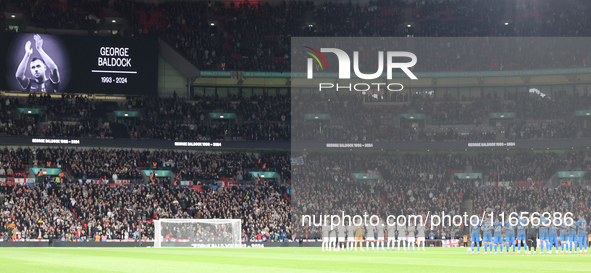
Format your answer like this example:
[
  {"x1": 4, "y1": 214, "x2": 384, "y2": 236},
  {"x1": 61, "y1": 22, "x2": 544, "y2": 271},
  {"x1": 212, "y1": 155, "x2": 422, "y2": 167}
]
[
  {"x1": 472, "y1": 186, "x2": 591, "y2": 234},
  {"x1": 0, "y1": 183, "x2": 83, "y2": 242},
  {"x1": 42, "y1": 121, "x2": 114, "y2": 139},
  {"x1": 0, "y1": 147, "x2": 292, "y2": 241},
  {"x1": 293, "y1": 88, "x2": 591, "y2": 142},
  {"x1": 564, "y1": 150, "x2": 591, "y2": 173},
  {"x1": 113, "y1": 0, "x2": 300, "y2": 71},
  {"x1": 0, "y1": 147, "x2": 33, "y2": 177},
  {"x1": 126, "y1": 94, "x2": 290, "y2": 141},
  {"x1": 0, "y1": 97, "x2": 37, "y2": 137},
  {"x1": 417, "y1": 127, "x2": 497, "y2": 142},
  {"x1": 7, "y1": 0, "x2": 590, "y2": 72},
  {"x1": 140, "y1": 0, "x2": 590, "y2": 72},
  {"x1": 233, "y1": 94, "x2": 290, "y2": 141},
  {"x1": 293, "y1": 94, "x2": 495, "y2": 142},
  {"x1": 27, "y1": 94, "x2": 105, "y2": 122},
  {"x1": 423, "y1": 101, "x2": 485, "y2": 125},
  {"x1": 30, "y1": 93, "x2": 113, "y2": 139},
  {"x1": 0, "y1": 93, "x2": 291, "y2": 141},
  {"x1": 503, "y1": 91, "x2": 591, "y2": 120},
  {"x1": 0, "y1": 95, "x2": 115, "y2": 139},
  {"x1": 2, "y1": 148, "x2": 591, "y2": 241},
  {"x1": 500, "y1": 92, "x2": 591, "y2": 139},
  {"x1": 362, "y1": 92, "x2": 410, "y2": 103},
  {"x1": 580, "y1": 125, "x2": 591, "y2": 139},
  {"x1": 381, "y1": 153, "x2": 467, "y2": 185},
  {"x1": 133, "y1": 120, "x2": 226, "y2": 141},
  {"x1": 291, "y1": 153, "x2": 466, "y2": 240},
  {"x1": 157, "y1": 150, "x2": 259, "y2": 183},
  {"x1": 292, "y1": 93, "x2": 413, "y2": 142},
  {"x1": 47, "y1": 148, "x2": 144, "y2": 182},
  {"x1": 125, "y1": 94, "x2": 224, "y2": 140},
  {"x1": 4, "y1": 89, "x2": 591, "y2": 142},
  {"x1": 469, "y1": 152, "x2": 568, "y2": 182},
  {"x1": 173, "y1": 151, "x2": 289, "y2": 186},
  {"x1": 292, "y1": 150, "x2": 591, "y2": 239},
  {"x1": 377, "y1": 151, "x2": 559, "y2": 187},
  {"x1": 0, "y1": 147, "x2": 288, "y2": 187},
  {"x1": 504, "y1": 120, "x2": 578, "y2": 140},
  {"x1": 0, "y1": 182, "x2": 292, "y2": 243},
  {"x1": 16, "y1": 0, "x2": 105, "y2": 31}
]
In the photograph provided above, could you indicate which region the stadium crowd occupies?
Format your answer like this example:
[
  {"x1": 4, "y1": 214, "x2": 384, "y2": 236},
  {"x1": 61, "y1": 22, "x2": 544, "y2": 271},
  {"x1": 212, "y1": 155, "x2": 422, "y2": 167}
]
[
  {"x1": 126, "y1": 94, "x2": 290, "y2": 141},
  {"x1": 0, "y1": 182, "x2": 292, "y2": 243},
  {"x1": 1, "y1": 148, "x2": 591, "y2": 242},
  {"x1": 292, "y1": 92, "x2": 591, "y2": 142},
  {"x1": 0, "y1": 97, "x2": 37, "y2": 137},
  {"x1": 0, "y1": 147, "x2": 291, "y2": 242},
  {"x1": 116, "y1": 0, "x2": 589, "y2": 72},
  {"x1": 2, "y1": 0, "x2": 591, "y2": 247},
  {"x1": 17, "y1": 0, "x2": 104, "y2": 31},
  {"x1": 472, "y1": 186, "x2": 591, "y2": 229},
  {"x1": 0, "y1": 93, "x2": 291, "y2": 142},
  {"x1": 289, "y1": 149, "x2": 590, "y2": 240},
  {"x1": 3, "y1": 89, "x2": 591, "y2": 143},
  {"x1": 5, "y1": 0, "x2": 590, "y2": 72},
  {"x1": 0, "y1": 147, "x2": 288, "y2": 185},
  {"x1": 291, "y1": 153, "x2": 467, "y2": 240}
]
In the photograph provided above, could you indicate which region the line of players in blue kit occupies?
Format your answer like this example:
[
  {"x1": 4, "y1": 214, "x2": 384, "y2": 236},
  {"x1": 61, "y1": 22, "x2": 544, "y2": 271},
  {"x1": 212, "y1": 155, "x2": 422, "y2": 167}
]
[{"x1": 469, "y1": 213, "x2": 588, "y2": 254}]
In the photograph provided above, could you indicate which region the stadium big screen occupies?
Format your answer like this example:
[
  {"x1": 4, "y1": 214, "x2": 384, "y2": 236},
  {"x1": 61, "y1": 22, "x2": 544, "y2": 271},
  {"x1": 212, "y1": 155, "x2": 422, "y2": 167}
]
[{"x1": 0, "y1": 33, "x2": 158, "y2": 95}]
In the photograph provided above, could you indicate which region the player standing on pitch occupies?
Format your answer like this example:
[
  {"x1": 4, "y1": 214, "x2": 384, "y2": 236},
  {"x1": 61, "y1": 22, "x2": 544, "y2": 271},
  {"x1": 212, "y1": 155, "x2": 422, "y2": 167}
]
[
  {"x1": 347, "y1": 220, "x2": 355, "y2": 251},
  {"x1": 481, "y1": 214, "x2": 493, "y2": 254},
  {"x1": 329, "y1": 223, "x2": 337, "y2": 251},
  {"x1": 407, "y1": 221, "x2": 416, "y2": 251},
  {"x1": 469, "y1": 215, "x2": 482, "y2": 254},
  {"x1": 386, "y1": 218, "x2": 396, "y2": 251},
  {"x1": 539, "y1": 216, "x2": 550, "y2": 254},
  {"x1": 516, "y1": 216, "x2": 528, "y2": 254},
  {"x1": 504, "y1": 217, "x2": 516, "y2": 254},
  {"x1": 559, "y1": 221, "x2": 570, "y2": 254},
  {"x1": 16, "y1": 34, "x2": 61, "y2": 92},
  {"x1": 337, "y1": 223, "x2": 346, "y2": 251},
  {"x1": 493, "y1": 217, "x2": 503, "y2": 254},
  {"x1": 547, "y1": 220, "x2": 559, "y2": 254},
  {"x1": 354, "y1": 221, "x2": 364, "y2": 251},
  {"x1": 376, "y1": 219, "x2": 385, "y2": 251},
  {"x1": 366, "y1": 222, "x2": 375, "y2": 251},
  {"x1": 526, "y1": 217, "x2": 538, "y2": 254},
  {"x1": 577, "y1": 214, "x2": 588, "y2": 254},
  {"x1": 569, "y1": 220, "x2": 578, "y2": 253},
  {"x1": 397, "y1": 220, "x2": 407, "y2": 251},
  {"x1": 322, "y1": 223, "x2": 330, "y2": 251},
  {"x1": 416, "y1": 219, "x2": 426, "y2": 251}
]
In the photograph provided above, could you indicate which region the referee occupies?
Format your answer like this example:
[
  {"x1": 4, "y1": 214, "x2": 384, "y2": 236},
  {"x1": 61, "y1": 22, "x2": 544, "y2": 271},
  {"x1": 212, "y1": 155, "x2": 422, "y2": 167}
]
[{"x1": 527, "y1": 223, "x2": 538, "y2": 254}]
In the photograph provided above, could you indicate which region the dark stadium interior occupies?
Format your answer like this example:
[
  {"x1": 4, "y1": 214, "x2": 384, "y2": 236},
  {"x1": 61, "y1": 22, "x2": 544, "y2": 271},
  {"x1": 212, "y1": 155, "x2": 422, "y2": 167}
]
[{"x1": 0, "y1": 0, "x2": 589, "y2": 256}]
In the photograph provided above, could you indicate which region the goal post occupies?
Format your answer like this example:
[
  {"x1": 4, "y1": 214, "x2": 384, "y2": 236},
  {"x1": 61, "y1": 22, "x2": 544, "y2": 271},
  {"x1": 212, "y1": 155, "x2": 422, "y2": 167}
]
[{"x1": 154, "y1": 219, "x2": 242, "y2": 248}]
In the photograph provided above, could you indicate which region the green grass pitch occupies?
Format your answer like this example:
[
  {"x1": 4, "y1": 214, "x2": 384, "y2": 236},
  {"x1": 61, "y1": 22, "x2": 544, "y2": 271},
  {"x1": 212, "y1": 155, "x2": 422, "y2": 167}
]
[{"x1": 0, "y1": 247, "x2": 589, "y2": 272}]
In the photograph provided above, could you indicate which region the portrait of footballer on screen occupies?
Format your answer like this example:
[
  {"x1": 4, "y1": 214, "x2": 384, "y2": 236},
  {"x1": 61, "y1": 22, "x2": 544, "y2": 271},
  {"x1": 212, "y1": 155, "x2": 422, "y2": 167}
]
[{"x1": 6, "y1": 33, "x2": 70, "y2": 93}]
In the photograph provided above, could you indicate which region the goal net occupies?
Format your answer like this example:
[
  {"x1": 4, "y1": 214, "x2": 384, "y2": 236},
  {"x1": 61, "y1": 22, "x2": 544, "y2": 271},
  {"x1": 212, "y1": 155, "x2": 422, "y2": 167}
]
[{"x1": 153, "y1": 219, "x2": 242, "y2": 248}]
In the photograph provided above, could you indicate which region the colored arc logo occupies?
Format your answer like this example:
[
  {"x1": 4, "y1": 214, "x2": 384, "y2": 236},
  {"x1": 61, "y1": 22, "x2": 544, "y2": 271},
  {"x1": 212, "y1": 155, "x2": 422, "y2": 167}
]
[{"x1": 302, "y1": 46, "x2": 328, "y2": 71}]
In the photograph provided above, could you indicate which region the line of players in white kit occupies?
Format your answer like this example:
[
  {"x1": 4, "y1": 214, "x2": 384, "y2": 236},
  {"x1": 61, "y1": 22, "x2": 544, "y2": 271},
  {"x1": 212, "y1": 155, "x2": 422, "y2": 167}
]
[
  {"x1": 469, "y1": 214, "x2": 588, "y2": 254},
  {"x1": 321, "y1": 219, "x2": 427, "y2": 252}
]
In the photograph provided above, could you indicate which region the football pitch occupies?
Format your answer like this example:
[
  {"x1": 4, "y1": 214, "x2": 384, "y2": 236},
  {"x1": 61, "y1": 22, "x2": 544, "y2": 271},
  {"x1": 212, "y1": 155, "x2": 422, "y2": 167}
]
[{"x1": 0, "y1": 247, "x2": 590, "y2": 273}]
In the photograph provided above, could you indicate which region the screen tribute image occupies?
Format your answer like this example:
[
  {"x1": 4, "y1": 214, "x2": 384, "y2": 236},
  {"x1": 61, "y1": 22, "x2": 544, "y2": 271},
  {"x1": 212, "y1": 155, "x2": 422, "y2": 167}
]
[{"x1": 2, "y1": 33, "x2": 158, "y2": 95}]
